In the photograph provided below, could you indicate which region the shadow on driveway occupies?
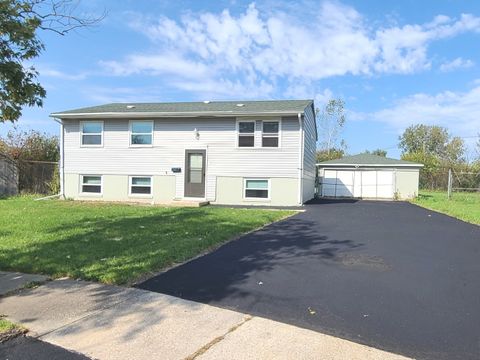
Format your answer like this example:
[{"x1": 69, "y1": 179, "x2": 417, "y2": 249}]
[{"x1": 138, "y1": 200, "x2": 480, "y2": 360}]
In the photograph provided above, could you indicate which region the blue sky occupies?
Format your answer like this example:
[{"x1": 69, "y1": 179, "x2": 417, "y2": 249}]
[{"x1": 1, "y1": 0, "x2": 480, "y2": 159}]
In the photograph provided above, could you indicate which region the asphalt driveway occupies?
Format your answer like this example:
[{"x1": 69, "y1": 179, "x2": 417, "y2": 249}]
[{"x1": 138, "y1": 200, "x2": 480, "y2": 360}]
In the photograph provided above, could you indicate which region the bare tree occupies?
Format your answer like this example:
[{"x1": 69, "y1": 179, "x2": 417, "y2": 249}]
[{"x1": 316, "y1": 99, "x2": 346, "y2": 156}]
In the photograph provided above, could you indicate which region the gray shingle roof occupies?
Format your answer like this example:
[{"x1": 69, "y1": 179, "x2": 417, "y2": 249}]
[
  {"x1": 51, "y1": 100, "x2": 313, "y2": 117},
  {"x1": 317, "y1": 154, "x2": 423, "y2": 167}
]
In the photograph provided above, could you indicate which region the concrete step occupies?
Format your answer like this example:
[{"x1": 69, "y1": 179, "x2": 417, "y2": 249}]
[{"x1": 170, "y1": 199, "x2": 210, "y2": 207}]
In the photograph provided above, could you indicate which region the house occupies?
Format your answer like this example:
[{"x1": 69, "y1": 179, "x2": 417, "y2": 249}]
[
  {"x1": 317, "y1": 154, "x2": 423, "y2": 200},
  {"x1": 50, "y1": 100, "x2": 317, "y2": 206}
]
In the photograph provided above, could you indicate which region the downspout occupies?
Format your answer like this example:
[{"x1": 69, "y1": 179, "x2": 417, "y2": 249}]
[
  {"x1": 52, "y1": 117, "x2": 65, "y2": 199},
  {"x1": 297, "y1": 113, "x2": 304, "y2": 205}
]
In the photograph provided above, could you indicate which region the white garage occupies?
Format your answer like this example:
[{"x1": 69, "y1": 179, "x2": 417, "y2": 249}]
[{"x1": 317, "y1": 154, "x2": 423, "y2": 200}]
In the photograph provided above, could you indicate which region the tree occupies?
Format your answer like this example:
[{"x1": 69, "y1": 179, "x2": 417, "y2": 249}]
[
  {"x1": 364, "y1": 149, "x2": 387, "y2": 157},
  {"x1": 476, "y1": 133, "x2": 480, "y2": 160},
  {"x1": 399, "y1": 124, "x2": 465, "y2": 164},
  {"x1": 1, "y1": 0, "x2": 104, "y2": 122},
  {"x1": 316, "y1": 99, "x2": 346, "y2": 155},
  {"x1": 401, "y1": 151, "x2": 442, "y2": 189},
  {"x1": 0, "y1": 128, "x2": 59, "y2": 161},
  {"x1": 316, "y1": 148, "x2": 344, "y2": 163}
]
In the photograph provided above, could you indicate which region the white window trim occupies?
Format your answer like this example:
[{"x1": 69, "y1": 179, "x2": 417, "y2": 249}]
[
  {"x1": 261, "y1": 120, "x2": 281, "y2": 148},
  {"x1": 236, "y1": 120, "x2": 256, "y2": 148},
  {"x1": 129, "y1": 120, "x2": 154, "y2": 147},
  {"x1": 79, "y1": 175, "x2": 103, "y2": 196},
  {"x1": 80, "y1": 121, "x2": 104, "y2": 148},
  {"x1": 129, "y1": 176, "x2": 153, "y2": 197},
  {"x1": 235, "y1": 119, "x2": 282, "y2": 149},
  {"x1": 243, "y1": 178, "x2": 271, "y2": 201}
]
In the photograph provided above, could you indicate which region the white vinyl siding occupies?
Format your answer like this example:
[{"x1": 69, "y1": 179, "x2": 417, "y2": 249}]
[
  {"x1": 63, "y1": 116, "x2": 301, "y2": 200},
  {"x1": 302, "y1": 105, "x2": 316, "y2": 201}
]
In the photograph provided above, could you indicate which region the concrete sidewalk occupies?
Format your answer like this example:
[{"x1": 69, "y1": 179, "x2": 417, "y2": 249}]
[{"x1": 0, "y1": 276, "x2": 410, "y2": 360}]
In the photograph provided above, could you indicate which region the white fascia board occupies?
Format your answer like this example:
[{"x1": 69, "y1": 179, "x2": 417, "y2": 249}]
[
  {"x1": 49, "y1": 111, "x2": 303, "y2": 119},
  {"x1": 316, "y1": 163, "x2": 424, "y2": 168}
]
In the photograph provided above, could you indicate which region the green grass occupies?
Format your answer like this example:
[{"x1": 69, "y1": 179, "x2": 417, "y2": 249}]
[
  {"x1": 413, "y1": 190, "x2": 480, "y2": 225},
  {"x1": 0, "y1": 318, "x2": 24, "y2": 335},
  {"x1": 0, "y1": 196, "x2": 294, "y2": 285}
]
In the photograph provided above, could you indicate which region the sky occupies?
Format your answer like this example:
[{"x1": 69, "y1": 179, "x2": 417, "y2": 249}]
[{"x1": 1, "y1": 0, "x2": 480, "y2": 159}]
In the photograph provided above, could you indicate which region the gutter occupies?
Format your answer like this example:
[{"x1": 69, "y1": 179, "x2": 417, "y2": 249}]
[
  {"x1": 52, "y1": 117, "x2": 65, "y2": 199},
  {"x1": 297, "y1": 113, "x2": 304, "y2": 205},
  {"x1": 316, "y1": 164, "x2": 424, "y2": 168}
]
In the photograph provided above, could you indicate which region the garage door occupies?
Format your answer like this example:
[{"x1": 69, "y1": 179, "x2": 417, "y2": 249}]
[{"x1": 321, "y1": 170, "x2": 394, "y2": 199}]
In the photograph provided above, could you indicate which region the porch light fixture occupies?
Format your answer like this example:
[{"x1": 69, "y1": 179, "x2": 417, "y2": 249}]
[{"x1": 194, "y1": 128, "x2": 200, "y2": 140}]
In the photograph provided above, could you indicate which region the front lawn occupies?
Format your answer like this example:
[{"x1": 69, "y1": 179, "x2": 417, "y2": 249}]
[
  {"x1": 0, "y1": 197, "x2": 294, "y2": 285},
  {"x1": 413, "y1": 191, "x2": 480, "y2": 225}
]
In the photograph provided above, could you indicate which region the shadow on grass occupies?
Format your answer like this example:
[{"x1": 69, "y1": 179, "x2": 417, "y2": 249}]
[{"x1": 0, "y1": 207, "x2": 287, "y2": 285}]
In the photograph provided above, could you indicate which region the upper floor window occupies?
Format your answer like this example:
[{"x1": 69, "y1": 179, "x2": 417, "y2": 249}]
[
  {"x1": 262, "y1": 121, "x2": 279, "y2": 147},
  {"x1": 238, "y1": 121, "x2": 255, "y2": 147},
  {"x1": 80, "y1": 121, "x2": 103, "y2": 146},
  {"x1": 130, "y1": 121, "x2": 153, "y2": 146}
]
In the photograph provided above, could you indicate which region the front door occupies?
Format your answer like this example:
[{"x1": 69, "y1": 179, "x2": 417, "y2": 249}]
[{"x1": 184, "y1": 150, "x2": 206, "y2": 198}]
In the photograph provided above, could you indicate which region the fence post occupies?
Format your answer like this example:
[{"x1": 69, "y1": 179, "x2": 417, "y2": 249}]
[{"x1": 447, "y1": 169, "x2": 452, "y2": 200}]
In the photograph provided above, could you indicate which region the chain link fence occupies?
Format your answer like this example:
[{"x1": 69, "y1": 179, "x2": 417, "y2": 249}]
[
  {"x1": 16, "y1": 160, "x2": 59, "y2": 195},
  {"x1": 420, "y1": 167, "x2": 480, "y2": 195}
]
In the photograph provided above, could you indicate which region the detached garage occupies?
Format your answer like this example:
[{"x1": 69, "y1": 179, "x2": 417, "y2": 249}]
[{"x1": 317, "y1": 154, "x2": 423, "y2": 200}]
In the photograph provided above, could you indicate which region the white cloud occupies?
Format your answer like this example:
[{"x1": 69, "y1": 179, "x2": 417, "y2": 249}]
[
  {"x1": 439, "y1": 57, "x2": 474, "y2": 72},
  {"x1": 37, "y1": 66, "x2": 88, "y2": 81},
  {"x1": 101, "y1": 2, "x2": 480, "y2": 98},
  {"x1": 370, "y1": 86, "x2": 480, "y2": 136}
]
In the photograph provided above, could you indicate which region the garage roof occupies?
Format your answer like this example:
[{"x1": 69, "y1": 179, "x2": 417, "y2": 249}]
[
  {"x1": 317, "y1": 154, "x2": 423, "y2": 168},
  {"x1": 50, "y1": 100, "x2": 314, "y2": 119}
]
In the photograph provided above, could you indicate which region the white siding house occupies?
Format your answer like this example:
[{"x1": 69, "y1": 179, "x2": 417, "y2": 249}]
[{"x1": 52, "y1": 100, "x2": 317, "y2": 206}]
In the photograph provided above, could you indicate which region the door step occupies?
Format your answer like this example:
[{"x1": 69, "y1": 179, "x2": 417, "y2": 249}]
[{"x1": 170, "y1": 199, "x2": 210, "y2": 207}]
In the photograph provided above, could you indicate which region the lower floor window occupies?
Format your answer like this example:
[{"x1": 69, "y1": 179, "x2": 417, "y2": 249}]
[
  {"x1": 81, "y1": 175, "x2": 102, "y2": 194},
  {"x1": 130, "y1": 176, "x2": 152, "y2": 195},
  {"x1": 244, "y1": 179, "x2": 269, "y2": 199}
]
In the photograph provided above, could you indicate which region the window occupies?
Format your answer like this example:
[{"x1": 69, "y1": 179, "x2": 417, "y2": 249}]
[
  {"x1": 238, "y1": 121, "x2": 255, "y2": 147},
  {"x1": 244, "y1": 179, "x2": 269, "y2": 199},
  {"x1": 80, "y1": 122, "x2": 103, "y2": 146},
  {"x1": 130, "y1": 121, "x2": 153, "y2": 146},
  {"x1": 129, "y1": 176, "x2": 152, "y2": 195},
  {"x1": 262, "y1": 121, "x2": 279, "y2": 147},
  {"x1": 81, "y1": 175, "x2": 102, "y2": 194}
]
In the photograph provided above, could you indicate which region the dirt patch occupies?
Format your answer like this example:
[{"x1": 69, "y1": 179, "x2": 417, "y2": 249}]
[
  {"x1": 0, "y1": 328, "x2": 27, "y2": 343},
  {"x1": 336, "y1": 253, "x2": 391, "y2": 271}
]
